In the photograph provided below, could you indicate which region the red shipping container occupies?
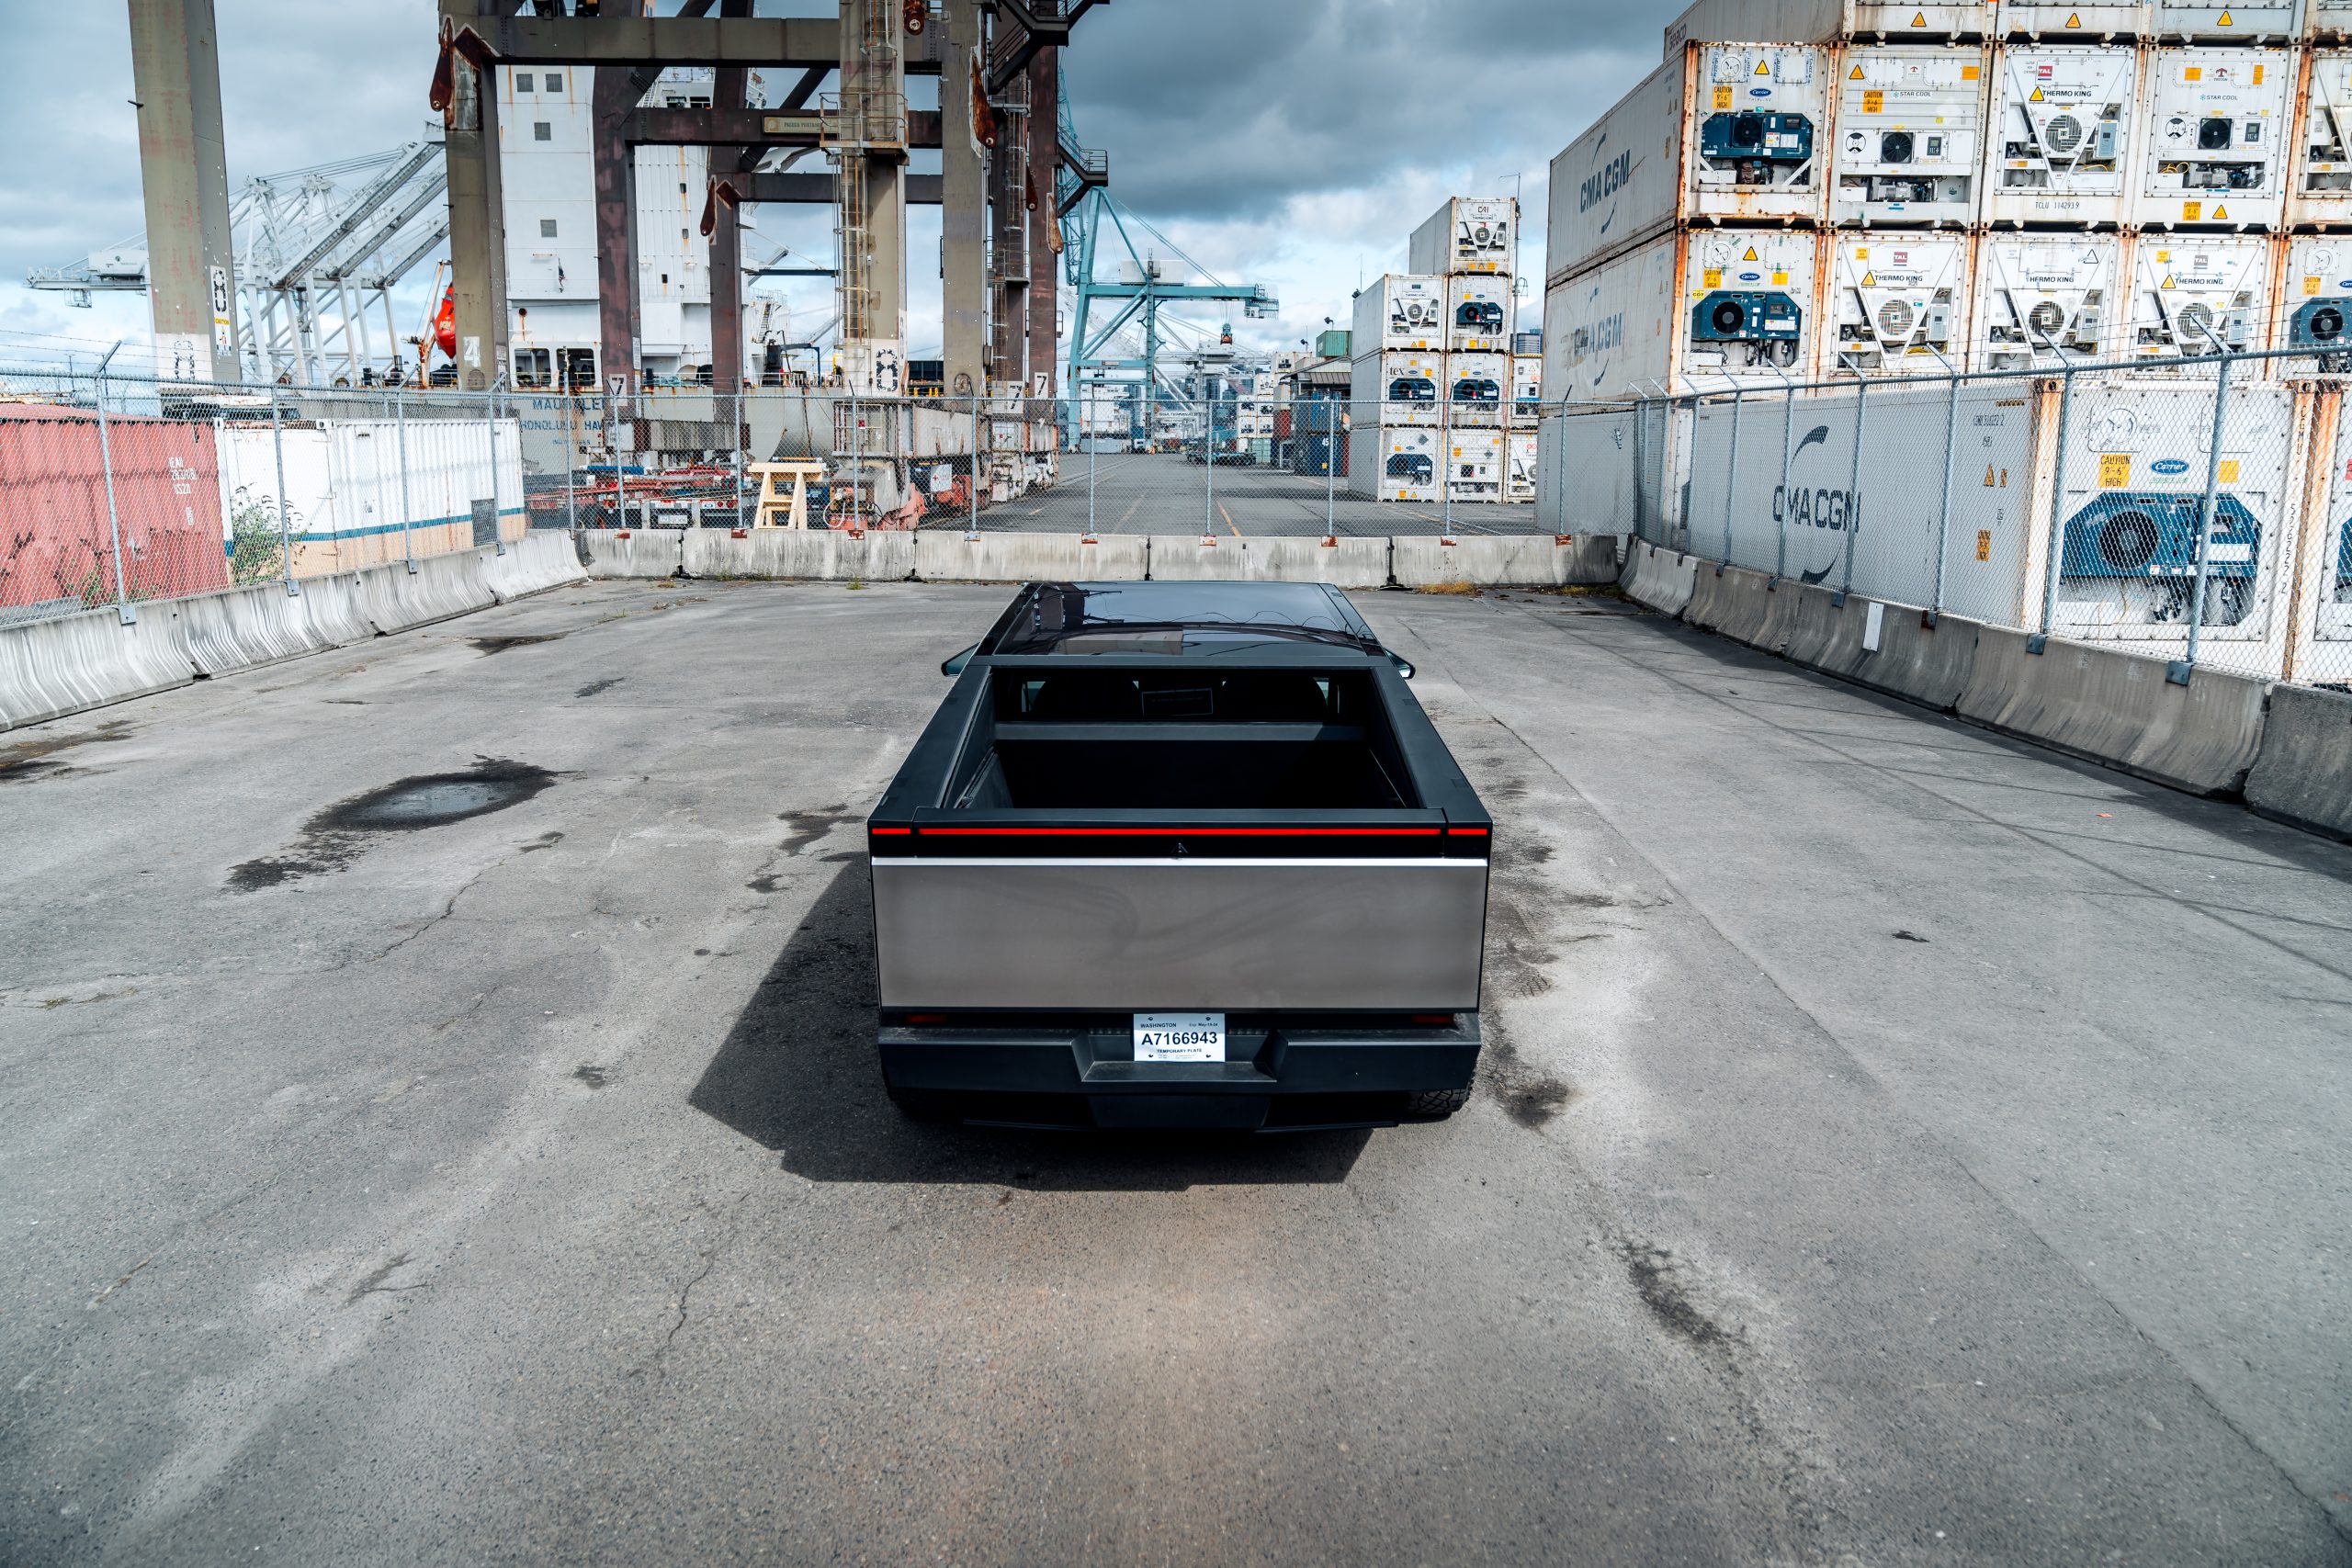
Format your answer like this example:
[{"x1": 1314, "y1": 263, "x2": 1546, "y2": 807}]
[
  {"x1": 0, "y1": 406, "x2": 229, "y2": 611},
  {"x1": 1274, "y1": 408, "x2": 1293, "y2": 440}
]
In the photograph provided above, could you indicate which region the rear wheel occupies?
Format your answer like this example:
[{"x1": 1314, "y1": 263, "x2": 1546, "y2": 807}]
[{"x1": 1403, "y1": 1086, "x2": 1474, "y2": 1121}]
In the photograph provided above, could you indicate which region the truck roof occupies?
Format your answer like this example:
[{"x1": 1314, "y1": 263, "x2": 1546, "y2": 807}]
[{"x1": 983, "y1": 581, "x2": 1385, "y2": 658}]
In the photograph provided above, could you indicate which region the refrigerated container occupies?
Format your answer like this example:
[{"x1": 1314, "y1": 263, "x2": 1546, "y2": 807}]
[
  {"x1": 1445, "y1": 353, "x2": 1511, "y2": 428},
  {"x1": 1351, "y1": 351, "x2": 1445, "y2": 426},
  {"x1": 1409, "y1": 197, "x2": 1519, "y2": 276},
  {"x1": 1507, "y1": 431, "x2": 1540, "y2": 502},
  {"x1": 1664, "y1": 0, "x2": 1994, "y2": 52},
  {"x1": 1511, "y1": 355, "x2": 1544, "y2": 426},
  {"x1": 2152, "y1": 1, "x2": 2302, "y2": 39},
  {"x1": 1827, "y1": 231, "x2": 1972, "y2": 373},
  {"x1": 2316, "y1": 0, "x2": 2352, "y2": 41},
  {"x1": 1993, "y1": 2, "x2": 2150, "y2": 35},
  {"x1": 1446, "y1": 431, "x2": 1506, "y2": 504},
  {"x1": 2277, "y1": 235, "x2": 2352, "y2": 363},
  {"x1": 1447, "y1": 276, "x2": 1514, "y2": 353},
  {"x1": 1349, "y1": 424, "x2": 1443, "y2": 502},
  {"x1": 2134, "y1": 47, "x2": 2292, "y2": 229},
  {"x1": 2301, "y1": 400, "x2": 2352, "y2": 664},
  {"x1": 2123, "y1": 232, "x2": 2274, "y2": 361},
  {"x1": 1352, "y1": 276, "x2": 1447, "y2": 353},
  {"x1": 1832, "y1": 44, "x2": 1991, "y2": 225},
  {"x1": 1983, "y1": 45, "x2": 2139, "y2": 226},
  {"x1": 2049, "y1": 379, "x2": 2301, "y2": 664},
  {"x1": 1544, "y1": 228, "x2": 1821, "y2": 400},
  {"x1": 1544, "y1": 45, "x2": 1829, "y2": 287},
  {"x1": 1973, "y1": 231, "x2": 2123, "y2": 367},
  {"x1": 2290, "y1": 48, "x2": 2352, "y2": 225}
]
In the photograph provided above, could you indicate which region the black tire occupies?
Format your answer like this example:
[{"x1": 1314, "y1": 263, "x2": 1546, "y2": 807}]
[{"x1": 1403, "y1": 1086, "x2": 1474, "y2": 1121}]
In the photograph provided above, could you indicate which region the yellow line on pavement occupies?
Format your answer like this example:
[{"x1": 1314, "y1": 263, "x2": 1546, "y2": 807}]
[{"x1": 1219, "y1": 502, "x2": 1239, "y2": 538}]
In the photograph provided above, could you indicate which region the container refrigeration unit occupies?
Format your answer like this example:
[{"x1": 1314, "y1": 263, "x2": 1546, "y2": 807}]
[
  {"x1": 1409, "y1": 197, "x2": 1519, "y2": 276},
  {"x1": 1973, "y1": 232, "x2": 2123, "y2": 368},
  {"x1": 2134, "y1": 48, "x2": 2291, "y2": 231},
  {"x1": 1511, "y1": 355, "x2": 1544, "y2": 425},
  {"x1": 1448, "y1": 276, "x2": 1514, "y2": 353},
  {"x1": 2278, "y1": 236, "x2": 2352, "y2": 367},
  {"x1": 1351, "y1": 350, "x2": 1444, "y2": 426},
  {"x1": 1446, "y1": 431, "x2": 1505, "y2": 504},
  {"x1": 1507, "y1": 431, "x2": 1539, "y2": 503},
  {"x1": 1352, "y1": 276, "x2": 1447, "y2": 353},
  {"x1": 1349, "y1": 424, "x2": 1443, "y2": 502},
  {"x1": 2290, "y1": 49, "x2": 2352, "y2": 229},
  {"x1": 1445, "y1": 353, "x2": 1510, "y2": 428},
  {"x1": 1542, "y1": 229, "x2": 1820, "y2": 400},
  {"x1": 1827, "y1": 232, "x2": 1971, "y2": 373},
  {"x1": 2123, "y1": 233, "x2": 2274, "y2": 362},
  {"x1": 1983, "y1": 46, "x2": 2138, "y2": 228},
  {"x1": 1831, "y1": 45, "x2": 1989, "y2": 226},
  {"x1": 1690, "y1": 45, "x2": 1832, "y2": 222}
]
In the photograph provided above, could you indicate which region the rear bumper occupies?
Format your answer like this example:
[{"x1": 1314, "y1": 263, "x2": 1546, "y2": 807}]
[{"x1": 878, "y1": 1012, "x2": 1481, "y2": 1130}]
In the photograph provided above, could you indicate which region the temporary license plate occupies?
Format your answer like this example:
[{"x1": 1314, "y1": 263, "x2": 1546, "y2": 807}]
[{"x1": 1133, "y1": 1012, "x2": 1226, "y2": 1063}]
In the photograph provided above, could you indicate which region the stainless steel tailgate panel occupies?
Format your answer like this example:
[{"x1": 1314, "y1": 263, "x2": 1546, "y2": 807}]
[{"x1": 873, "y1": 857, "x2": 1488, "y2": 1010}]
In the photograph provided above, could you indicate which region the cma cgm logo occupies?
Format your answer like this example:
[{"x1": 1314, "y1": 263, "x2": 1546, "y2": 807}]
[
  {"x1": 1572, "y1": 311, "x2": 1624, "y2": 362},
  {"x1": 1579, "y1": 150, "x2": 1634, "y2": 214},
  {"x1": 2150, "y1": 458, "x2": 2191, "y2": 476},
  {"x1": 1772, "y1": 425, "x2": 1858, "y2": 584}
]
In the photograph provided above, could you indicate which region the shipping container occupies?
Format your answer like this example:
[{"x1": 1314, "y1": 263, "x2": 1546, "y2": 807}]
[
  {"x1": 2048, "y1": 379, "x2": 2301, "y2": 668},
  {"x1": 1511, "y1": 355, "x2": 1544, "y2": 425},
  {"x1": 1409, "y1": 197, "x2": 1520, "y2": 276},
  {"x1": 1832, "y1": 44, "x2": 1991, "y2": 226},
  {"x1": 1445, "y1": 431, "x2": 1507, "y2": 503},
  {"x1": 2290, "y1": 48, "x2": 2352, "y2": 225},
  {"x1": 1544, "y1": 229, "x2": 1820, "y2": 401},
  {"x1": 1544, "y1": 45, "x2": 1830, "y2": 288},
  {"x1": 1445, "y1": 352, "x2": 1511, "y2": 428},
  {"x1": 1348, "y1": 424, "x2": 1442, "y2": 502},
  {"x1": 2316, "y1": 0, "x2": 2352, "y2": 41},
  {"x1": 2275, "y1": 234, "x2": 2352, "y2": 360},
  {"x1": 1507, "y1": 431, "x2": 1540, "y2": 502},
  {"x1": 1973, "y1": 231, "x2": 2125, "y2": 367},
  {"x1": 1351, "y1": 351, "x2": 1446, "y2": 426},
  {"x1": 1448, "y1": 275, "x2": 1516, "y2": 352},
  {"x1": 2299, "y1": 399, "x2": 2352, "y2": 671},
  {"x1": 1983, "y1": 45, "x2": 2139, "y2": 226},
  {"x1": 2134, "y1": 47, "x2": 2292, "y2": 230},
  {"x1": 1316, "y1": 328, "x2": 1353, "y2": 359},
  {"x1": 0, "y1": 408, "x2": 229, "y2": 611},
  {"x1": 1665, "y1": 0, "x2": 1994, "y2": 52},
  {"x1": 1994, "y1": 3, "x2": 2151, "y2": 36},
  {"x1": 1352, "y1": 275, "x2": 1448, "y2": 353},
  {"x1": 214, "y1": 416, "x2": 525, "y2": 576},
  {"x1": 2123, "y1": 231, "x2": 2275, "y2": 362},
  {"x1": 1511, "y1": 329, "x2": 1544, "y2": 355},
  {"x1": 1827, "y1": 231, "x2": 1972, "y2": 373},
  {"x1": 2152, "y1": 1, "x2": 2302, "y2": 39}
]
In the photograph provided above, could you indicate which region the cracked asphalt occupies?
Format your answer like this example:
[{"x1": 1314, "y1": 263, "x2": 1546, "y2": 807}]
[{"x1": 2, "y1": 579, "x2": 2346, "y2": 1566}]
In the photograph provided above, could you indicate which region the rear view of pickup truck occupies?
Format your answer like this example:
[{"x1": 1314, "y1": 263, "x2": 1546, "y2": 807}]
[{"x1": 867, "y1": 581, "x2": 1490, "y2": 1131}]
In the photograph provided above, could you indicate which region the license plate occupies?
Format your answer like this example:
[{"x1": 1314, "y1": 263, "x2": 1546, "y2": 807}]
[{"x1": 1133, "y1": 1012, "x2": 1226, "y2": 1063}]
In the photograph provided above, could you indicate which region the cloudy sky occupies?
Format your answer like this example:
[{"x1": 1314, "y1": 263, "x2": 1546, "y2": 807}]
[{"x1": 0, "y1": 0, "x2": 1660, "y2": 369}]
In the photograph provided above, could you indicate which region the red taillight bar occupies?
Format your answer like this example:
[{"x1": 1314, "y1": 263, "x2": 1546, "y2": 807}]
[{"x1": 919, "y1": 826, "x2": 1444, "y2": 838}]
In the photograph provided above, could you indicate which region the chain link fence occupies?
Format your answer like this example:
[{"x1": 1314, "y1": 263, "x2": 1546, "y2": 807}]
[{"x1": 1547, "y1": 346, "x2": 2352, "y2": 691}]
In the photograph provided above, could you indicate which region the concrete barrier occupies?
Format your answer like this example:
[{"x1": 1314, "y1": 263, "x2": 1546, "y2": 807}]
[
  {"x1": 914, "y1": 531, "x2": 1148, "y2": 584},
  {"x1": 176, "y1": 581, "x2": 345, "y2": 675},
  {"x1": 683, "y1": 527, "x2": 916, "y2": 581},
  {"x1": 0, "y1": 604, "x2": 198, "y2": 731},
  {"x1": 1391, "y1": 534, "x2": 1622, "y2": 589},
  {"x1": 483, "y1": 532, "x2": 590, "y2": 603},
  {"x1": 1959, "y1": 626, "x2": 2269, "y2": 796},
  {"x1": 351, "y1": 549, "x2": 499, "y2": 636},
  {"x1": 1621, "y1": 543, "x2": 1699, "y2": 619},
  {"x1": 2245, "y1": 682, "x2": 2352, "y2": 842},
  {"x1": 579, "y1": 528, "x2": 686, "y2": 579},
  {"x1": 295, "y1": 572, "x2": 376, "y2": 649},
  {"x1": 1683, "y1": 562, "x2": 1778, "y2": 647},
  {"x1": 1147, "y1": 535, "x2": 1388, "y2": 589},
  {"x1": 1780, "y1": 589, "x2": 1982, "y2": 713}
]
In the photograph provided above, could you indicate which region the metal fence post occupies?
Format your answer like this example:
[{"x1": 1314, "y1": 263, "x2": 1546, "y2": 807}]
[
  {"x1": 850, "y1": 375, "x2": 862, "y2": 531},
  {"x1": 270, "y1": 385, "x2": 299, "y2": 596},
  {"x1": 1929, "y1": 367, "x2": 1962, "y2": 622},
  {"x1": 2172, "y1": 351, "x2": 2236, "y2": 685},
  {"x1": 561, "y1": 389, "x2": 577, "y2": 537},
  {"x1": 1440, "y1": 375, "x2": 1456, "y2": 546},
  {"x1": 1774, "y1": 373, "x2": 1798, "y2": 582},
  {"x1": 967, "y1": 386, "x2": 981, "y2": 540},
  {"x1": 1325, "y1": 399, "x2": 1338, "y2": 540},
  {"x1": 730, "y1": 386, "x2": 745, "y2": 530},
  {"x1": 1838, "y1": 377, "x2": 1867, "y2": 604},
  {"x1": 1204, "y1": 394, "x2": 1217, "y2": 544},
  {"x1": 2029, "y1": 367, "x2": 2077, "y2": 652},
  {"x1": 396, "y1": 383, "x2": 417, "y2": 573},
  {"x1": 1085, "y1": 387, "x2": 1099, "y2": 543},
  {"x1": 491, "y1": 383, "x2": 508, "y2": 554},
  {"x1": 1721, "y1": 387, "x2": 1744, "y2": 571},
  {"x1": 93, "y1": 344, "x2": 135, "y2": 622}
]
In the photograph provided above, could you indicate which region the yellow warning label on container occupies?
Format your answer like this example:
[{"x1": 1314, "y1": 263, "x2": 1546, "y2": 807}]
[
  {"x1": 2182, "y1": 202, "x2": 2202, "y2": 222},
  {"x1": 1714, "y1": 85, "x2": 1733, "y2": 109},
  {"x1": 2162, "y1": 273, "x2": 2178, "y2": 288},
  {"x1": 2213, "y1": 204, "x2": 2230, "y2": 220},
  {"x1": 1744, "y1": 247, "x2": 1760, "y2": 261},
  {"x1": 1703, "y1": 268, "x2": 1724, "y2": 288},
  {"x1": 2065, "y1": 10, "x2": 2083, "y2": 23},
  {"x1": 2099, "y1": 453, "x2": 2132, "y2": 487},
  {"x1": 1962, "y1": 64, "x2": 1980, "y2": 81},
  {"x1": 2221, "y1": 459, "x2": 2241, "y2": 483},
  {"x1": 2254, "y1": 64, "x2": 2265, "y2": 84},
  {"x1": 1976, "y1": 530, "x2": 1992, "y2": 562},
  {"x1": 1771, "y1": 271, "x2": 1789, "y2": 286},
  {"x1": 1863, "y1": 89, "x2": 1885, "y2": 113},
  {"x1": 1756, "y1": 60, "x2": 1771, "y2": 75},
  {"x1": 2308, "y1": 275, "x2": 2324, "y2": 296},
  {"x1": 1861, "y1": 271, "x2": 1879, "y2": 287},
  {"x1": 2218, "y1": 9, "x2": 2234, "y2": 24},
  {"x1": 2030, "y1": 85, "x2": 2046, "y2": 101},
  {"x1": 1911, "y1": 9, "x2": 1928, "y2": 23},
  {"x1": 2184, "y1": 66, "x2": 2202, "y2": 82},
  {"x1": 1850, "y1": 62, "x2": 1865, "y2": 79}
]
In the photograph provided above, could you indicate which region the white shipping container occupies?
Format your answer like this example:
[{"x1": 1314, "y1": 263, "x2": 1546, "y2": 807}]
[
  {"x1": 216, "y1": 417, "x2": 523, "y2": 570},
  {"x1": 1508, "y1": 431, "x2": 1539, "y2": 502},
  {"x1": 1446, "y1": 431, "x2": 1506, "y2": 504},
  {"x1": 1690, "y1": 45, "x2": 1832, "y2": 223},
  {"x1": 1545, "y1": 241, "x2": 1679, "y2": 401},
  {"x1": 1826, "y1": 232, "x2": 1971, "y2": 374},
  {"x1": 2304, "y1": 407, "x2": 2352, "y2": 659},
  {"x1": 2152, "y1": 1, "x2": 2301, "y2": 39},
  {"x1": 2134, "y1": 48, "x2": 2291, "y2": 231},
  {"x1": 1352, "y1": 275, "x2": 1447, "y2": 352},
  {"x1": 1447, "y1": 276, "x2": 1515, "y2": 352},
  {"x1": 1546, "y1": 56, "x2": 1685, "y2": 287},
  {"x1": 2123, "y1": 233, "x2": 2273, "y2": 363},
  {"x1": 1348, "y1": 424, "x2": 1443, "y2": 502},
  {"x1": 1446, "y1": 352, "x2": 1511, "y2": 428},
  {"x1": 1544, "y1": 229, "x2": 1819, "y2": 401},
  {"x1": 1982, "y1": 46, "x2": 2139, "y2": 228},
  {"x1": 1409, "y1": 197, "x2": 1519, "y2": 276},
  {"x1": 1351, "y1": 351, "x2": 1445, "y2": 427},
  {"x1": 2050, "y1": 380, "x2": 2298, "y2": 661},
  {"x1": 1664, "y1": 0, "x2": 1993, "y2": 53},
  {"x1": 2290, "y1": 49, "x2": 2352, "y2": 227},
  {"x1": 1993, "y1": 3, "x2": 2150, "y2": 36},
  {"x1": 2318, "y1": 0, "x2": 2352, "y2": 41},
  {"x1": 1831, "y1": 45, "x2": 1990, "y2": 227},
  {"x1": 1973, "y1": 232, "x2": 2124, "y2": 369},
  {"x1": 2275, "y1": 235, "x2": 2352, "y2": 361},
  {"x1": 1511, "y1": 355, "x2": 1544, "y2": 426}
]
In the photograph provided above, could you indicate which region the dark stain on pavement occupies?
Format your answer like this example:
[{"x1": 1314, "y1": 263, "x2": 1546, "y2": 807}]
[
  {"x1": 574, "y1": 677, "x2": 624, "y2": 699},
  {"x1": 469, "y1": 634, "x2": 565, "y2": 655},
  {"x1": 1619, "y1": 1242, "x2": 1736, "y2": 1348},
  {"x1": 1893, "y1": 930, "x2": 1930, "y2": 943},
  {"x1": 573, "y1": 1064, "x2": 611, "y2": 1089},
  {"x1": 229, "y1": 758, "x2": 559, "y2": 891},
  {"x1": 520, "y1": 830, "x2": 565, "y2": 853},
  {"x1": 0, "y1": 719, "x2": 132, "y2": 784},
  {"x1": 1480, "y1": 1021, "x2": 1579, "y2": 1130},
  {"x1": 779, "y1": 806, "x2": 857, "y2": 856}
]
